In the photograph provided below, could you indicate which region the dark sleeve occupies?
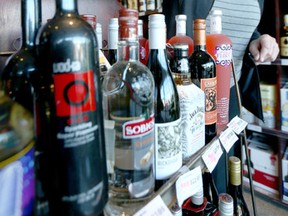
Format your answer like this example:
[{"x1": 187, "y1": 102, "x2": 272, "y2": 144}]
[{"x1": 162, "y1": 0, "x2": 214, "y2": 39}]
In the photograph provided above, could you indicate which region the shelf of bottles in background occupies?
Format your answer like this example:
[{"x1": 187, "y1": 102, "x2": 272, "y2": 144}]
[
  {"x1": 206, "y1": 9, "x2": 233, "y2": 134},
  {"x1": 102, "y1": 8, "x2": 155, "y2": 216},
  {"x1": 168, "y1": 14, "x2": 194, "y2": 56},
  {"x1": 189, "y1": 19, "x2": 217, "y2": 144},
  {"x1": 280, "y1": 14, "x2": 288, "y2": 59},
  {"x1": 147, "y1": 14, "x2": 182, "y2": 189},
  {"x1": 171, "y1": 44, "x2": 205, "y2": 162},
  {"x1": 33, "y1": 0, "x2": 108, "y2": 214},
  {"x1": 107, "y1": 18, "x2": 119, "y2": 66}
]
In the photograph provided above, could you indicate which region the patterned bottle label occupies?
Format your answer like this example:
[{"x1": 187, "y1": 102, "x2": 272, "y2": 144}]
[
  {"x1": 155, "y1": 118, "x2": 182, "y2": 180},
  {"x1": 177, "y1": 84, "x2": 205, "y2": 160},
  {"x1": 201, "y1": 77, "x2": 217, "y2": 125}
]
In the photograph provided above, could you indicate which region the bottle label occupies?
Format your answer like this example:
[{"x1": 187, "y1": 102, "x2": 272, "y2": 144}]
[
  {"x1": 0, "y1": 143, "x2": 34, "y2": 216},
  {"x1": 177, "y1": 84, "x2": 205, "y2": 160},
  {"x1": 155, "y1": 118, "x2": 182, "y2": 180},
  {"x1": 113, "y1": 115, "x2": 155, "y2": 170},
  {"x1": 201, "y1": 77, "x2": 217, "y2": 125},
  {"x1": 214, "y1": 44, "x2": 232, "y2": 66},
  {"x1": 281, "y1": 36, "x2": 288, "y2": 57}
]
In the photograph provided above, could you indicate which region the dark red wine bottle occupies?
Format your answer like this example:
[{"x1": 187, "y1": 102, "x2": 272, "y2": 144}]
[
  {"x1": 1, "y1": 0, "x2": 41, "y2": 113},
  {"x1": 189, "y1": 19, "x2": 217, "y2": 144},
  {"x1": 33, "y1": 0, "x2": 108, "y2": 215}
]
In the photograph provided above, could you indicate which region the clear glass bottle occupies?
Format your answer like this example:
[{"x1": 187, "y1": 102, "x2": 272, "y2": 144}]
[
  {"x1": 1, "y1": 0, "x2": 41, "y2": 113},
  {"x1": 34, "y1": 0, "x2": 108, "y2": 215},
  {"x1": 171, "y1": 44, "x2": 205, "y2": 162},
  {"x1": 189, "y1": 19, "x2": 217, "y2": 144},
  {"x1": 206, "y1": 9, "x2": 233, "y2": 133},
  {"x1": 102, "y1": 8, "x2": 155, "y2": 215},
  {"x1": 107, "y1": 18, "x2": 119, "y2": 65},
  {"x1": 168, "y1": 15, "x2": 194, "y2": 55},
  {"x1": 228, "y1": 156, "x2": 250, "y2": 216},
  {"x1": 147, "y1": 14, "x2": 182, "y2": 188}
]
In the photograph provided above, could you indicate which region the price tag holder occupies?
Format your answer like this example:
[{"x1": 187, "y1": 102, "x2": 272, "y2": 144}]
[
  {"x1": 202, "y1": 139, "x2": 223, "y2": 172},
  {"x1": 134, "y1": 195, "x2": 173, "y2": 216},
  {"x1": 227, "y1": 116, "x2": 248, "y2": 135},
  {"x1": 175, "y1": 166, "x2": 202, "y2": 206},
  {"x1": 219, "y1": 127, "x2": 239, "y2": 152}
]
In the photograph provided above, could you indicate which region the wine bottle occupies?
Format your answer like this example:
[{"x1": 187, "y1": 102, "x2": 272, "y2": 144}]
[
  {"x1": 280, "y1": 14, "x2": 288, "y2": 59},
  {"x1": 102, "y1": 8, "x2": 155, "y2": 215},
  {"x1": 168, "y1": 15, "x2": 194, "y2": 55},
  {"x1": 0, "y1": 89, "x2": 35, "y2": 216},
  {"x1": 203, "y1": 168, "x2": 219, "y2": 214},
  {"x1": 147, "y1": 14, "x2": 182, "y2": 187},
  {"x1": 107, "y1": 18, "x2": 119, "y2": 65},
  {"x1": 228, "y1": 156, "x2": 250, "y2": 216},
  {"x1": 182, "y1": 189, "x2": 208, "y2": 215},
  {"x1": 171, "y1": 44, "x2": 205, "y2": 162},
  {"x1": 206, "y1": 9, "x2": 233, "y2": 134},
  {"x1": 34, "y1": 0, "x2": 108, "y2": 215},
  {"x1": 189, "y1": 19, "x2": 217, "y2": 144},
  {"x1": 138, "y1": 19, "x2": 148, "y2": 65},
  {"x1": 1, "y1": 0, "x2": 41, "y2": 113}
]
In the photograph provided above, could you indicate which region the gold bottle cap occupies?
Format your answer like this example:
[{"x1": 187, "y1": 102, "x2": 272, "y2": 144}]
[
  {"x1": 193, "y1": 19, "x2": 206, "y2": 45},
  {"x1": 229, "y1": 156, "x2": 241, "y2": 186}
]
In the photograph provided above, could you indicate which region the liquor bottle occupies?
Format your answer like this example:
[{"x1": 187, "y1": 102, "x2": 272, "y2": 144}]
[
  {"x1": 171, "y1": 44, "x2": 205, "y2": 162},
  {"x1": 138, "y1": 19, "x2": 148, "y2": 65},
  {"x1": 107, "y1": 18, "x2": 119, "y2": 65},
  {"x1": 182, "y1": 189, "x2": 208, "y2": 215},
  {"x1": 189, "y1": 19, "x2": 217, "y2": 144},
  {"x1": 102, "y1": 8, "x2": 155, "y2": 215},
  {"x1": 206, "y1": 9, "x2": 233, "y2": 134},
  {"x1": 0, "y1": 89, "x2": 35, "y2": 216},
  {"x1": 147, "y1": 14, "x2": 182, "y2": 187},
  {"x1": 1, "y1": 0, "x2": 41, "y2": 113},
  {"x1": 34, "y1": 0, "x2": 108, "y2": 215},
  {"x1": 139, "y1": 0, "x2": 147, "y2": 12},
  {"x1": 168, "y1": 15, "x2": 194, "y2": 55},
  {"x1": 147, "y1": 0, "x2": 156, "y2": 11},
  {"x1": 280, "y1": 14, "x2": 288, "y2": 58},
  {"x1": 203, "y1": 168, "x2": 219, "y2": 214},
  {"x1": 217, "y1": 193, "x2": 234, "y2": 216},
  {"x1": 228, "y1": 156, "x2": 250, "y2": 216}
]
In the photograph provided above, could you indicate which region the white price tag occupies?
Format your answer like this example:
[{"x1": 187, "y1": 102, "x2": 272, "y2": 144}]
[
  {"x1": 134, "y1": 195, "x2": 173, "y2": 216},
  {"x1": 219, "y1": 127, "x2": 239, "y2": 152},
  {"x1": 202, "y1": 139, "x2": 223, "y2": 172},
  {"x1": 175, "y1": 166, "x2": 202, "y2": 206},
  {"x1": 227, "y1": 116, "x2": 248, "y2": 135}
]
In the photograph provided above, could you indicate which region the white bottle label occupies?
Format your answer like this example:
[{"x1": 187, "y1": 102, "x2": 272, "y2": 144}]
[
  {"x1": 155, "y1": 118, "x2": 182, "y2": 180},
  {"x1": 177, "y1": 84, "x2": 205, "y2": 160}
]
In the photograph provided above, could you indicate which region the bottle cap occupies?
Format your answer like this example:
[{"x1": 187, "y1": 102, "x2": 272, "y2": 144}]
[
  {"x1": 119, "y1": 8, "x2": 138, "y2": 41},
  {"x1": 148, "y1": 14, "x2": 166, "y2": 29},
  {"x1": 284, "y1": 14, "x2": 288, "y2": 26},
  {"x1": 109, "y1": 18, "x2": 119, "y2": 30},
  {"x1": 194, "y1": 19, "x2": 206, "y2": 30},
  {"x1": 176, "y1": 14, "x2": 187, "y2": 21},
  {"x1": 218, "y1": 193, "x2": 234, "y2": 216},
  {"x1": 229, "y1": 156, "x2": 241, "y2": 186},
  {"x1": 191, "y1": 189, "x2": 204, "y2": 206},
  {"x1": 82, "y1": 14, "x2": 96, "y2": 30},
  {"x1": 210, "y1": 9, "x2": 222, "y2": 16}
]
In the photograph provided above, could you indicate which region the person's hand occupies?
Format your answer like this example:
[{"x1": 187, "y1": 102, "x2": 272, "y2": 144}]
[{"x1": 249, "y1": 34, "x2": 279, "y2": 64}]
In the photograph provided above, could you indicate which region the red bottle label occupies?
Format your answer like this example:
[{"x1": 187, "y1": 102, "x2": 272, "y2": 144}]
[
  {"x1": 53, "y1": 70, "x2": 96, "y2": 117},
  {"x1": 123, "y1": 115, "x2": 154, "y2": 139}
]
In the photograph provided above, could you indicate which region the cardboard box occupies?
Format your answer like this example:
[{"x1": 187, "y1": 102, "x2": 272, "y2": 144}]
[
  {"x1": 282, "y1": 146, "x2": 288, "y2": 202},
  {"x1": 243, "y1": 134, "x2": 279, "y2": 197},
  {"x1": 280, "y1": 82, "x2": 288, "y2": 132}
]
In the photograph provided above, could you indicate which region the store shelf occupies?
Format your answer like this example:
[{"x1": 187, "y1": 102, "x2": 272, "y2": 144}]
[{"x1": 247, "y1": 123, "x2": 288, "y2": 139}]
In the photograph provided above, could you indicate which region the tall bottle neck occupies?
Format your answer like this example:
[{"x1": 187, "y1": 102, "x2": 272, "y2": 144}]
[
  {"x1": 210, "y1": 15, "x2": 222, "y2": 34},
  {"x1": 117, "y1": 41, "x2": 139, "y2": 62},
  {"x1": 194, "y1": 29, "x2": 206, "y2": 51},
  {"x1": 176, "y1": 19, "x2": 186, "y2": 36},
  {"x1": 21, "y1": 0, "x2": 41, "y2": 48},
  {"x1": 56, "y1": 0, "x2": 78, "y2": 13},
  {"x1": 149, "y1": 26, "x2": 166, "y2": 50}
]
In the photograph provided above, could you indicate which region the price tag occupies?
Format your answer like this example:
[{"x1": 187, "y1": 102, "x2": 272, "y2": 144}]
[
  {"x1": 219, "y1": 127, "x2": 239, "y2": 152},
  {"x1": 134, "y1": 195, "x2": 173, "y2": 216},
  {"x1": 175, "y1": 166, "x2": 202, "y2": 206},
  {"x1": 227, "y1": 116, "x2": 248, "y2": 135},
  {"x1": 202, "y1": 139, "x2": 223, "y2": 172}
]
